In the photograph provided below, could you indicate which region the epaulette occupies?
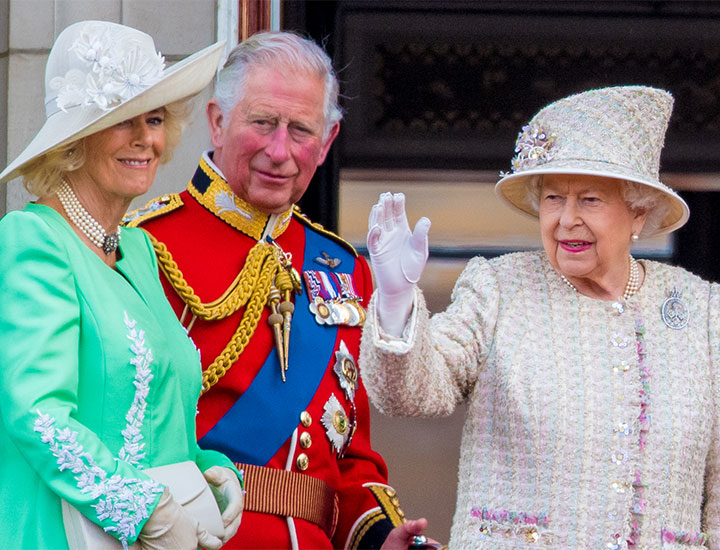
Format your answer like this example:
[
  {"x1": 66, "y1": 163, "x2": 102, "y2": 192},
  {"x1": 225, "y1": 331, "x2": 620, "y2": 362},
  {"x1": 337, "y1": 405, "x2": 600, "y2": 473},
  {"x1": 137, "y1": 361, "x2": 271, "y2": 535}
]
[
  {"x1": 292, "y1": 205, "x2": 358, "y2": 258},
  {"x1": 122, "y1": 193, "x2": 184, "y2": 227}
]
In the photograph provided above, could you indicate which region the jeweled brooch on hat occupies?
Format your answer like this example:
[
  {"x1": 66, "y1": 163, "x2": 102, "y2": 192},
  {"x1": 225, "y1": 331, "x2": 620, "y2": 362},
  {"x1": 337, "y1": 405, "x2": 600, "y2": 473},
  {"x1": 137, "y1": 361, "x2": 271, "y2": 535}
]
[{"x1": 510, "y1": 124, "x2": 558, "y2": 172}]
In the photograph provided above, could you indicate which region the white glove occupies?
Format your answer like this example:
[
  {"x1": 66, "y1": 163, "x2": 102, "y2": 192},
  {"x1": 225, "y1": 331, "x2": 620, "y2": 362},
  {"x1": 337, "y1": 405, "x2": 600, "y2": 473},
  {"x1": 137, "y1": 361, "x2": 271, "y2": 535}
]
[
  {"x1": 203, "y1": 466, "x2": 244, "y2": 544},
  {"x1": 138, "y1": 487, "x2": 222, "y2": 550},
  {"x1": 367, "y1": 192, "x2": 430, "y2": 337}
]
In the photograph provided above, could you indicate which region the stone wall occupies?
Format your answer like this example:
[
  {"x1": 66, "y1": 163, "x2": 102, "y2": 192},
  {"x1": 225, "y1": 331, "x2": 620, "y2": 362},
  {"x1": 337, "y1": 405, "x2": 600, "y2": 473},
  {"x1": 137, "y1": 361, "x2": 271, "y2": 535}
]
[{"x1": 1, "y1": 0, "x2": 220, "y2": 215}]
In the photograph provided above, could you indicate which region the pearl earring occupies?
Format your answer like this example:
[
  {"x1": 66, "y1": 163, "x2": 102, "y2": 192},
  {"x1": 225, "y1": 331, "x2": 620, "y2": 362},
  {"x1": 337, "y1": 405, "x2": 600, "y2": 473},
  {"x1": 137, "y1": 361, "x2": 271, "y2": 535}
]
[{"x1": 631, "y1": 233, "x2": 639, "y2": 242}]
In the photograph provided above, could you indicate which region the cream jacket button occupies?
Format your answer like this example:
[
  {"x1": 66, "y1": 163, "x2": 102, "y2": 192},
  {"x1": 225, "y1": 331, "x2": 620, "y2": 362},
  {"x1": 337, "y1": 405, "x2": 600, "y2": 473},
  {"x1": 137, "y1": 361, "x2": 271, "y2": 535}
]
[{"x1": 296, "y1": 453, "x2": 309, "y2": 470}]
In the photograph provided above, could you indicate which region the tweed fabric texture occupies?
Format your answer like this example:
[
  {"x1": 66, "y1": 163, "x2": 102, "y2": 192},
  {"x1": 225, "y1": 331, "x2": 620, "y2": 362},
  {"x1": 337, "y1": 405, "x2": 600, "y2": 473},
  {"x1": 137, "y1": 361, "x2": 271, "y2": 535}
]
[
  {"x1": 360, "y1": 251, "x2": 720, "y2": 550},
  {"x1": 495, "y1": 86, "x2": 689, "y2": 235}
]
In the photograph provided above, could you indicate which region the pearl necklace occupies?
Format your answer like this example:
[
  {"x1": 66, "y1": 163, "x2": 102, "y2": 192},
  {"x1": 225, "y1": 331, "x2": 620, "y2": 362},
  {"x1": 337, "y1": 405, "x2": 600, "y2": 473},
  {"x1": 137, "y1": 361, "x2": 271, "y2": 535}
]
[
  {"x1": 57, "y1": 180, "x2": 121, "y2": 255},
  {"x1": 560, "y1": 255, "x2": 640, "y2": 301}
]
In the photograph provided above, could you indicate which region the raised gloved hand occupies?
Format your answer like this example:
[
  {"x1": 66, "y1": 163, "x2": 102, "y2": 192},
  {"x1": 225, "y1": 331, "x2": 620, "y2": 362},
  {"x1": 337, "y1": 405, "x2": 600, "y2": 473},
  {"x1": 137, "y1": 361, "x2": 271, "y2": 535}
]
[
  {"x1": 138, "y1": 487, "x2": 222, "y2": 550},
  {"x1": 203, "y1": 466, "x2": 244, "y2": 544},
  {"x1": 367, "y1": 192, "x2": 430, "y2": 337}
]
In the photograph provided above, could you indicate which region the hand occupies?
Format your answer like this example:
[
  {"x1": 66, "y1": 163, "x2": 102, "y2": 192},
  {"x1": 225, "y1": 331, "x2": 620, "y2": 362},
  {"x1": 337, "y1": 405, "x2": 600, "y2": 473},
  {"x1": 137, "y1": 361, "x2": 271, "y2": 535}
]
[
  {"x1": 203, "y1": 466, "x2": 244, "y2": 544},
  {"x1": 367, "y1": 193, "x2": 430, "y2": 336},
  {"x1": 381, "y1": 518, "x2": 443, "y2": 549},
  {"x1": 138, "y1": 488, "x2": 222, "y2": 550}
]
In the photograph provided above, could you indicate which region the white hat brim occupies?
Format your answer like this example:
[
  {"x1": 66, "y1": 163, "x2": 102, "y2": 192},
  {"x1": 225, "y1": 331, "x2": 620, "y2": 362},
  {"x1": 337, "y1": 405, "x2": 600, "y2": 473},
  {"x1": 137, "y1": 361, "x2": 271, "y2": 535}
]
[
  {"x1": 495, "y1": 160, "x2": 690, "y2": 237},
  {"x1": 0, "y1": 40, "x2": 225, "y2": 183}
]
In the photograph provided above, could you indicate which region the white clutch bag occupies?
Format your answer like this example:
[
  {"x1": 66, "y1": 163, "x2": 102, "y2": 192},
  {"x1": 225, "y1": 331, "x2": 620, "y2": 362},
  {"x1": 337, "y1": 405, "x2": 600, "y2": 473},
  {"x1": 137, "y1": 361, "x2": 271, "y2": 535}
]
[{"x1": 62, "y1": 460, "x2": 224, "y2": 549}]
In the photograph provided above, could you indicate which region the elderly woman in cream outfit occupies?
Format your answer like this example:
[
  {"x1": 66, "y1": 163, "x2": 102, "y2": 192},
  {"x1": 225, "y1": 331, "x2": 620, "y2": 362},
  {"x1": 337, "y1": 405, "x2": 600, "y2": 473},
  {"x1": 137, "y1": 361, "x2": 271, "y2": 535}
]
[{"x1": 360, "y1": 86, "x2": 720, "y2": 549}]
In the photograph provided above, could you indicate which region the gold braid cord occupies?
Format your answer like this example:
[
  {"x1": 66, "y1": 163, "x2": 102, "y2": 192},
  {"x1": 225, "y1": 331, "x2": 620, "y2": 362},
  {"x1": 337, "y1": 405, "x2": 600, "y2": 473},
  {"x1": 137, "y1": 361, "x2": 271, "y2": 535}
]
[{"x1": 146, "y1": 232, "x2": 284, "y2": 393}]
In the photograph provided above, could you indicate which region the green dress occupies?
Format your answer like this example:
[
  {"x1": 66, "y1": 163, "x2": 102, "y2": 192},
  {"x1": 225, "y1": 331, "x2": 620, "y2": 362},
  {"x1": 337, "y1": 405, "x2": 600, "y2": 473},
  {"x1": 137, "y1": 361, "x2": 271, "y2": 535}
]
[{"x1": 0, "y1": 203, "x2": 234, "y2": 549}]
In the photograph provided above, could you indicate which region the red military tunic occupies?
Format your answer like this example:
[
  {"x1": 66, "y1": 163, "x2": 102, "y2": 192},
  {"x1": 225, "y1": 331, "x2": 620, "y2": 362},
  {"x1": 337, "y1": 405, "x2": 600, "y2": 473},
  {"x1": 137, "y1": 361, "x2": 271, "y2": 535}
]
[{"x1": 126, "y1": 153, "x2": 404, "y2": 549}]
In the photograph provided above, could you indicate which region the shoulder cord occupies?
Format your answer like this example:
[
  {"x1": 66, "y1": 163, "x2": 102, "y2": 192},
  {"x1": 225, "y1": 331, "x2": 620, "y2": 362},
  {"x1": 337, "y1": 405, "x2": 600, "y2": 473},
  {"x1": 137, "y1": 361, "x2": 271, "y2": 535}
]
[
  {"x1": 150, "y1": 233, "x2": 277, "y2": 320},
  {"x1": 146, "y1": 231, "x2": 285, "y2": 393}
]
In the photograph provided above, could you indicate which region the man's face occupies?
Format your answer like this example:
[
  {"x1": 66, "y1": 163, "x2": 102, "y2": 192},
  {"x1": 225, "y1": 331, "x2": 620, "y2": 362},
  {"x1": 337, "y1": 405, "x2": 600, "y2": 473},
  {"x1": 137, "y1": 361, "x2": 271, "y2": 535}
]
[{"x1": 208, "y1": 65, "x2": 339, "y2": 214}]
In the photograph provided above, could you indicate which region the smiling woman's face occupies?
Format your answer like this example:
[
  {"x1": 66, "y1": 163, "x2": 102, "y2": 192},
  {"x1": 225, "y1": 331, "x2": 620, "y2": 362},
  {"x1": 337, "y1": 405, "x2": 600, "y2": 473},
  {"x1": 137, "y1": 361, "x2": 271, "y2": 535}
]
[
  {"x1": 539, "y1": 174, "x2": 648, "y2": 286},
  {"x1": 77, "y1": 109, "x2": 166, "y2": 202}
]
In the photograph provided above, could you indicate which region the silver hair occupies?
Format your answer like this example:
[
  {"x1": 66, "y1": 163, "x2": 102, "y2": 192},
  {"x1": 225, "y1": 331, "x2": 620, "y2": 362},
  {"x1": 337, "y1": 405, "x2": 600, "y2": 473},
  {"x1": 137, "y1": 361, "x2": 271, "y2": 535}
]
[
  {"x1": 213, "y1": 31, "x2": 342, "y2": 141},
  {"x1": 525, "y1": 175, "x2": 671, "y2": 237}
]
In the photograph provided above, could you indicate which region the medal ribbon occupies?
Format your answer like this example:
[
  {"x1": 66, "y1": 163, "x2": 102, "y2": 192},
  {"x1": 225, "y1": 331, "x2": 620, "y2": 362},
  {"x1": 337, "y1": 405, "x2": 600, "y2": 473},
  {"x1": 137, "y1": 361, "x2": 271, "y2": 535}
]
[
  {"x1": 317, "y1": 271, "x2": 339, "y2": 300},
  {"x1": 332, "y1": 272, "x2": 361, "y2": 301}
]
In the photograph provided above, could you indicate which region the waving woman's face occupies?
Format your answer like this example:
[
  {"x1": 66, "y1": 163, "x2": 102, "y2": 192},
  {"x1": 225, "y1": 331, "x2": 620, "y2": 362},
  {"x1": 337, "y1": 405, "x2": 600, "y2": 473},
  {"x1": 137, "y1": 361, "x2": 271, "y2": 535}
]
[{"x1": 539, "y1": 174, "x2": 648, "y2": 295}]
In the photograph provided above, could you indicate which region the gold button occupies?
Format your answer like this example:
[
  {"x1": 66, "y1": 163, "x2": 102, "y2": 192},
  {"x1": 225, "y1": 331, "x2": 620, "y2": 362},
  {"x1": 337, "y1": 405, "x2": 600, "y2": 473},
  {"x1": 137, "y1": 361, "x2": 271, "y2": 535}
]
[
  {"x1": 296, "y1": 453, "x2": 309, "y2": 470},
  {"x1": 300, "y1": 431, "x2": 312, "y2": 449},
  {"x1": 384, "y1": 487, "x2": 396, "y2": 497},
  {"x1": 300, "y1": 411, "x2": 312, "y2": 427},
  {"x1": 390, "y1": 496, "x2": 400, "y2": 506}
]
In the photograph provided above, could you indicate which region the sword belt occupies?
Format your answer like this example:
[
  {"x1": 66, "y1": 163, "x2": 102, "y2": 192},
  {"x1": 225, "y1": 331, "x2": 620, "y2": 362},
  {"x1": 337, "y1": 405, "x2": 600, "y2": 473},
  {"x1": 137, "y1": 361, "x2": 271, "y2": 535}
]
[{"x1": 237, "y1": 462, "x2": 338, "y2": 538}]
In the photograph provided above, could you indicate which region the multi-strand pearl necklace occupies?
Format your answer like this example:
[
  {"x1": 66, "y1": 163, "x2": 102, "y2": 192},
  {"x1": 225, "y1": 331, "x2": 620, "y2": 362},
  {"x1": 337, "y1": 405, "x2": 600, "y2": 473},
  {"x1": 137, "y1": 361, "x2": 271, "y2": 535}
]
[
  {"x1": 57, "y1": 180, "x2": 121, "y2": 255},
  {"x1": 560, "y1": 255, "x2": 640, "y2": 301}
]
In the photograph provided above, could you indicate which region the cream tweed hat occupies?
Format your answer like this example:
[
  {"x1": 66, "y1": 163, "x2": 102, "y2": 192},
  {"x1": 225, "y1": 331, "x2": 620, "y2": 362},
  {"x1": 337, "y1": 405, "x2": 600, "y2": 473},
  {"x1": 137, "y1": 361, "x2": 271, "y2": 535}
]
[
  {"x1": 0, "y1": 20, "x2": 225, "y2": 183},
  {"x1": 494, "y1": 85, "x2": 690, "y2": 236}
]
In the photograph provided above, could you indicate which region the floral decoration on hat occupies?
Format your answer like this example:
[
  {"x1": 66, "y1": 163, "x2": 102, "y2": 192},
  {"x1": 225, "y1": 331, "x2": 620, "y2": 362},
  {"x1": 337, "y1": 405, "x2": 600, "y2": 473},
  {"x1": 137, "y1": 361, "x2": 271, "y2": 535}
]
[
  {"x1": 510, "y1": 124, "x2": 558, "y2": 172},
  {"x1": 50, "y1": 26, "x2": 165, "y2": 113},
  {"x1": 494, "y1": 86, "x2": 691, "y2": 236}
]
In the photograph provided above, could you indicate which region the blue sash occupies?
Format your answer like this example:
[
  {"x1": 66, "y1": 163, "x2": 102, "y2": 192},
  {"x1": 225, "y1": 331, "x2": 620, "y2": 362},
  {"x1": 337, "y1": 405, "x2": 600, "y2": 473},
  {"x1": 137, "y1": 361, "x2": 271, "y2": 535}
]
[{"x1": 198, "y1": 228, "x2": 354, "y2": 464}]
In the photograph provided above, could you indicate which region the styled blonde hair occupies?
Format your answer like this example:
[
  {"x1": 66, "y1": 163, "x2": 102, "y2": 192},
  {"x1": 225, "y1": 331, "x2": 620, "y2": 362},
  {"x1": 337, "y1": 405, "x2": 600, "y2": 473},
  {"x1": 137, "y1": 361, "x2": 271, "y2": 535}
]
[{"x1": 21, "y1": 99, "x2": 192, "y2": 198}]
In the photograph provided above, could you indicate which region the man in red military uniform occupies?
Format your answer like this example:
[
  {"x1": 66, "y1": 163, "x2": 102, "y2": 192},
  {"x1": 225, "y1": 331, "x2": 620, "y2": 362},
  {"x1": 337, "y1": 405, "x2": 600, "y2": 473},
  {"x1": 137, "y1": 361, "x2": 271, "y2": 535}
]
[{"x1": 126, "y1": 31, "x2": 429, "y2": 549}]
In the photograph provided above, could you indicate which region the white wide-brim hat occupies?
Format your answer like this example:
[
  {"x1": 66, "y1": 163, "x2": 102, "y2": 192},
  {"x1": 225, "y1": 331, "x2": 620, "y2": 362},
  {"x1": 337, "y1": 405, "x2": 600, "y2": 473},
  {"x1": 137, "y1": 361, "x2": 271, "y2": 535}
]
[
  {"x1": 0, "y1": 20, "x2": 225, "y2": 183},
  {"x1": 494, "y1": 85, "x2": 690, "y2": 236}
]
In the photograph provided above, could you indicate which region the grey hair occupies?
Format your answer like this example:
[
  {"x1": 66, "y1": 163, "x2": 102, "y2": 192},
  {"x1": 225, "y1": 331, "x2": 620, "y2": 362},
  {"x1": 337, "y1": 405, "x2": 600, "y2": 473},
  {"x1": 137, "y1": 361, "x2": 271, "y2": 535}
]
[
  {"x1": 525, "y1": 175, "x2": 671, "y2": 237},
  {"x1": 213, "y1": 31, "x2": 342, "y2": 141}
]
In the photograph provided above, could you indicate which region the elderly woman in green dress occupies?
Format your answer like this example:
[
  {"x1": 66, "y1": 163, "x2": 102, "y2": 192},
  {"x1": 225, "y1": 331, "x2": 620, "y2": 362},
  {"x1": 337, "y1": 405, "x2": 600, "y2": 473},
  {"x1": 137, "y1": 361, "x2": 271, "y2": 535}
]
[
  {"x1": 361, "y1": 86, "x2": 720, "y2": 548},
  {"x1": 0, "y1": 21, "x2": 243, "y2": 550}
]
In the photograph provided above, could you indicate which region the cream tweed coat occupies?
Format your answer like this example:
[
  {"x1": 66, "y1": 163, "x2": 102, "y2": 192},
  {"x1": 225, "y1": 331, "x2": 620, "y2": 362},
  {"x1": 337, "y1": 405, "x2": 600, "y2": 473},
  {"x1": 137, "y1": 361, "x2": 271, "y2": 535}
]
[{"x1": 360, "y1": 251, "x2": 720, "y2": 550}]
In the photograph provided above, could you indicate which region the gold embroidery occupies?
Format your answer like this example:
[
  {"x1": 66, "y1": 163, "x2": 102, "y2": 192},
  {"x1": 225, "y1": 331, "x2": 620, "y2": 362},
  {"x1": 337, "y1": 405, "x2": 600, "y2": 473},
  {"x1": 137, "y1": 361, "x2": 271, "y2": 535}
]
[
  {"x1": 189, "y1": 157, "x2": 292, "y2": 240},
  {"x1": 123, "y1": 194, "x2": 183, "y2": 227},
  {"x1": 292, "y1": 206, "x2": 358, "y2": 258},
  {"x1": 348, "y1": 509, "x2": 385, "y2": 550},
  {"x1": 364, "y1": 484, "x2": 405, "y2": 526}
]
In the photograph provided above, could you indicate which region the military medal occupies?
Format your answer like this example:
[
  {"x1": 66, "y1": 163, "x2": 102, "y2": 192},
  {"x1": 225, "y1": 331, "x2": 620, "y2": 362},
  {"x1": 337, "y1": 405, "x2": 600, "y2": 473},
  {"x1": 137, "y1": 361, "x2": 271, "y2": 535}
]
[
  {"x1": 303, "y1": 270, "x2": 366, "y2": 327},
  {"x1": 305, "y1": 271, "x2": 335, "y2": 325},
  {"x1": 333, "y1": 341, "x2": 358, "y2": 401},
  {"x1": 331, "y1": 341, "x2": 358, "y2": 456},
  {"x1": 312, "y1": 298, "x2": 332, "y2": 320},
  {"x1": 330, "y1": 301, "x2": 352, "y2": 325},
  {"x1": 661, "y1": 286, "x2": 689, "y2": 330},
  {"x1": 321, "y1": 393, "x2": 350, "y2": 456}
]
